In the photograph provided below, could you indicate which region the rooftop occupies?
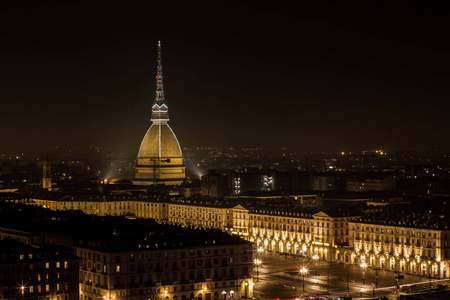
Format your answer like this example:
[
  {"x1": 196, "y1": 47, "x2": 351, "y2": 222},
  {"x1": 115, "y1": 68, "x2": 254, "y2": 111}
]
[{"x1": 0, "y1": 203, "x2": 250, "y2": 252}]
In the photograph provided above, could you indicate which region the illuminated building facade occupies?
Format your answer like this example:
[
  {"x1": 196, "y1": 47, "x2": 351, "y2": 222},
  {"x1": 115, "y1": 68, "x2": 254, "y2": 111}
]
[
  {"x1": 349, "y1": 219, "x2": 450, "y2": 278},
  {"x1": 77, "y1": 242, "x2": 253, "y2": 300},
  {"x1": 248, "y1": 210, "x2": 355, "y2": 262},
  {"x1": 27, "y1": 196, "x2": 450, "y2": 279},
  {"x1": 135, "y1": 41, "x2": 185, "y2": 185},
  {"x1": 346, "y1": 176, "x2": 396, "y2": 192}
]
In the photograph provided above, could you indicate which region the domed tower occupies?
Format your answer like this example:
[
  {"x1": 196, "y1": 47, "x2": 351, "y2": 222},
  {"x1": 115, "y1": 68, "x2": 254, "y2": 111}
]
[{"x1": 134, "y1": 41, "x2": 186, "y2": 185}]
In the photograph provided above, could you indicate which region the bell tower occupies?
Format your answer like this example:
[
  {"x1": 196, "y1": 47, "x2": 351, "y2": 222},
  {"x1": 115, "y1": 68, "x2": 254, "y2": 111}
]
[{"x1": 42, "y1": 157, "x2": 52, "y2": 190}]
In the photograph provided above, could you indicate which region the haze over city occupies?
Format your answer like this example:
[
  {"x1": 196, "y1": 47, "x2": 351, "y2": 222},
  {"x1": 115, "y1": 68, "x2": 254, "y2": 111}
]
[{"x1": 1, "y1": 1, "x2": 450, "y2": 154}]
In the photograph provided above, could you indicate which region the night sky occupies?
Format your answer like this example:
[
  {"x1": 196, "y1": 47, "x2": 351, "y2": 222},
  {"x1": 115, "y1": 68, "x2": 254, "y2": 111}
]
[{"x1": 1, "y1": 1, "x2": 450, "y2": 154}]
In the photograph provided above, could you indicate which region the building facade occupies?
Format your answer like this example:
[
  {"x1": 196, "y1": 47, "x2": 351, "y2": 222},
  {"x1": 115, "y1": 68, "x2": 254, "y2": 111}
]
[
  {"x1": 27, "y1": 196, "x2": 450, "y2": 279},
  {"x1": 77, "y1": 243, "x2": 253, "y2": 300},
  {"x1": 0, "y1": 239, "x2": 79, "y2": 300},
  {"x1": 349, "y1": 218, "x2": 450, "y2": 278},
  {"x1": 0, "y1": 204, "x2": 253, "y2": 300}
]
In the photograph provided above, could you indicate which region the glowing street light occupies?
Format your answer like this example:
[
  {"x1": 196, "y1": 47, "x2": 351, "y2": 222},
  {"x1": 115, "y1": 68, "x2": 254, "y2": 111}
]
[
  {"x1": 299, "y1": 266, "x2": 308, "y2": 291},
  {"x1": 360, "y1": 262, "x2": 368, "y2": 284},
  {"x1": 254, "y1": 258, "x2": 262, "y2": 281},
  {"x1": 312, "y1": 254, "x2": 319, "y2": 275}
]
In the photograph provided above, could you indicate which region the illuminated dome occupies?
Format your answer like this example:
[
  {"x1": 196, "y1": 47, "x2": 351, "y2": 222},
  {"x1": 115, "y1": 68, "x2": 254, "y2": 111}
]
[
  {"x1": 134, "y1": 41, "x2": 185, "y2": 185},
  {"x1": 138, "y1": 124, "x2": 182, "y2": 158}
]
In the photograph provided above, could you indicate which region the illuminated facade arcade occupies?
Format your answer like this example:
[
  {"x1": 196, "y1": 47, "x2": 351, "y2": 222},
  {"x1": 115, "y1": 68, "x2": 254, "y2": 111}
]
[
  {"x1": 27, "y1": 196, "x2": 450, "y2": 279},
  {"x1": 349, "y1": 219, "x2": 450, "y2": 278},
  {"x1": 135, "y1": 41, "x2": 185, "y2": 185}
]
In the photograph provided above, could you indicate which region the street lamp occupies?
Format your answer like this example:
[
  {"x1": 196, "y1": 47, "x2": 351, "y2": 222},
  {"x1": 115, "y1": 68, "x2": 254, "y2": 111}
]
[
  {"x1": 299, "y1": 267, "x2": 308, "y2": 292},
  {"x1": 312, "y1": 255, "x2": 319, "y2": 275},
  {"x1": 360, "y1": 262, "x2": 368, "y2": 284},
  {"x1": 254, "y1": 258, "x2": 262, "y2": 281}
]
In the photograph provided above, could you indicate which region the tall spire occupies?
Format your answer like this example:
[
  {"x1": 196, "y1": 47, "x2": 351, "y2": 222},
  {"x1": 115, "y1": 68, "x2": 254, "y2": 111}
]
[{"x1": 151, "y1": 40, "x2": 169, "y2": 123}]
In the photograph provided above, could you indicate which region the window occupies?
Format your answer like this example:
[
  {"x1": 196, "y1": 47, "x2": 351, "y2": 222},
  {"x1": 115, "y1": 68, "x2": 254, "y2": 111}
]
[
  {"x1": 45, "y1": 284, "x2": 50, "y2": 292},
  {"x1": 45, "y1": 262, "x2": 50, "y2": 269},
  {"x1": 116, "y1": 265, "x2": 121, "y2": 272},
  {"x1": 56, "y1": 262, "x2": 60, "y2": 268},
  {"x1": 64, "y1": 261, "x2": 68, "y2": 269},
  {"x1": 29, "y1": 286, "x2": 34, "y2": 293}
]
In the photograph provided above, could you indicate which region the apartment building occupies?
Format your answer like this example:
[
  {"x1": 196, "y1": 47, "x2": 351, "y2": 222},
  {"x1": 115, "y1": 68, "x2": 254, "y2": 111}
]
[
  {"x1": 0, "y1": 239, "x2": 79, "y2": 300},
  {"x1": 349, "y1": 213, "x2": 450, "y2": 278},
  {"x1": 26, "y1": 195, "x2": 450, "y2": 278}
]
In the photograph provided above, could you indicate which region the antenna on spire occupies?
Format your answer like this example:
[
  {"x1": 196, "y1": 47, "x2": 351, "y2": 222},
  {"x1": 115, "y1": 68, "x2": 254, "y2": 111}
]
[
  {"x1": 151, "y1": 40, "x2": 169, "y2": 123},
  {"x1": 155, "y1": 40, "x2": 164, "y2": 104}
]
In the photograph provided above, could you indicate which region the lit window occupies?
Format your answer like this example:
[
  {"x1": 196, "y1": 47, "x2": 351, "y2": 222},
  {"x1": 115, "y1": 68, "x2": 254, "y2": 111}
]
[
  {"x1": 29, "y1": 286, "x2": 34, "y2": 293},
  {"x1": 64, "y1": 261, "x2": 68, "y2": 269},
  {"x1": 45, "y1": 284, "x2": 50, "y2": 292},
  {"x1": 45, "y1": 262, "x2": 50, "y2": 269},
  {"x1": 56, "y1": 262, "x2": 60, "y2": 268},
  {"x1": 116, "y1": 265, "x2": 120, "y2": 272},
  {"x1": 38, "y1": 274, "x2": 41, "y2": 282},
  {"x1": 38, "y1": 285, "x2": 41, "y2": 293}
]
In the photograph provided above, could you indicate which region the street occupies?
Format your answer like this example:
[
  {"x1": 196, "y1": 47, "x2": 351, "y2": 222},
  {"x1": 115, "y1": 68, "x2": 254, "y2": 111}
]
[{"x1": 253, "y1": 252, "x2": 449, "y2": 299}]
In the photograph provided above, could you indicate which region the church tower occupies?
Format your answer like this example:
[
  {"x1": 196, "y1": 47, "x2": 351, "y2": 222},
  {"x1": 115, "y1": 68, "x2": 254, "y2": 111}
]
[
  {"x1": 42, "y1": 157, "x2": 52, "y2": 190},
  {"x1": 134, "y1": 41, "x2": 186, "y2": 185}
]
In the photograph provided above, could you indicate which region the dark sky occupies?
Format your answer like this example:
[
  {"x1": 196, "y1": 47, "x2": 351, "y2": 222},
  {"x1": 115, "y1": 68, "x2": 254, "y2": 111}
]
[{"x1": 1, "y1": 1, "x2": 450, "y2": 154}]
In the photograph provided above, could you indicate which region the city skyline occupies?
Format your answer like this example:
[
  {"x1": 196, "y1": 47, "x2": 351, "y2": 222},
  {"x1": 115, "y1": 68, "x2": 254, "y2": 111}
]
[{"x1": 1, "y1": 1, "x2": 450, "y2": 153}]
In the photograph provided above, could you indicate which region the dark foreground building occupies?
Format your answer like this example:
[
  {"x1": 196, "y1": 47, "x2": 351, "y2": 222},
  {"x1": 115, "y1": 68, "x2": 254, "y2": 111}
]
[
  {"x1": 0, "y1": 239, "x2": 79, "y2": 300},
  {"x1": 74, "y1": 219, "x2": 254, "y2": 300},
  {"x1": 0, "y1": 203, "x2": 254, "y2": 300}
]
